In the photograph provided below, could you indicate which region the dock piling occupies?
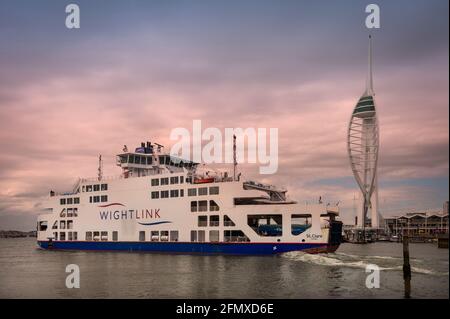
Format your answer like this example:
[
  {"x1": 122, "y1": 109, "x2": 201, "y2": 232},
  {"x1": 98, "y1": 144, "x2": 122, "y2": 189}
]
[{"x1": 403, "y1": 235, "x2": 411, "y2": 298}]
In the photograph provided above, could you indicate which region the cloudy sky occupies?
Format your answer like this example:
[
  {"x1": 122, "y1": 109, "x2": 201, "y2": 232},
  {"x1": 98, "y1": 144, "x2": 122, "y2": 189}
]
[{"x1": 0, "y1": 0, "x2": 448, "y2": 230}]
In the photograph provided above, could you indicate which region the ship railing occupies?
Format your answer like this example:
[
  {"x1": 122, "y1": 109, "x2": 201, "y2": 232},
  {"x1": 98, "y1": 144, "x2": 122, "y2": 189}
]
[
  {"x1": 80, "y1": 175, "x2": 125, "y2": 183},
  {"x1": 243, "y1": 180, "x2": 287, "y2": 192}
]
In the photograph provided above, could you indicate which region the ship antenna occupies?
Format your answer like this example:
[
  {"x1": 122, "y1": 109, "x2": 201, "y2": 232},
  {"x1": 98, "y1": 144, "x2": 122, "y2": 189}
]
[
  {"x1": 366, "y1": 35, "x2": 374, "y2": 96},
  {"x1": 233, "y1": 134, "x2": 237, "y2": 181},
  {"x1": 98, "y1": 154, "x2": 103, "y2": 181}
]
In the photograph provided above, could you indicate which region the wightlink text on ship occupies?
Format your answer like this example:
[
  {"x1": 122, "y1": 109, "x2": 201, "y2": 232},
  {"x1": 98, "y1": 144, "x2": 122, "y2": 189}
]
[{"x1": 99, "y1": 208, "x2": 161, "y2": 220}]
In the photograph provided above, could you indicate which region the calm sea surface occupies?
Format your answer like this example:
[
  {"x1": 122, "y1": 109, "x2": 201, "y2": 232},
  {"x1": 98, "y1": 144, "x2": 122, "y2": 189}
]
[{"x1": 0, "y1": 238, "x2": 448, "y2": 298}]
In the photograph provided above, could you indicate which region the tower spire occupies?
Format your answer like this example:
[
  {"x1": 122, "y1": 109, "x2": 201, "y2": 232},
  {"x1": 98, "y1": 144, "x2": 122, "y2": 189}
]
[{"x1": 366, "y1": 35, "x2": 374, "y2": 96}]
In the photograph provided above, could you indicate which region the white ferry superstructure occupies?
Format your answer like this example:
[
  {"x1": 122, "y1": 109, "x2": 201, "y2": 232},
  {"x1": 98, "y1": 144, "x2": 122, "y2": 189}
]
[{"x1": 37, "y1": 141, "x2": 342, "y2": 255}]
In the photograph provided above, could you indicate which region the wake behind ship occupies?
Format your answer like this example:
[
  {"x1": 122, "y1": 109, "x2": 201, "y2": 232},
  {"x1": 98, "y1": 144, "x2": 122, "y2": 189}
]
[{"x1": 37, "y1": 142, "x2": 342, "y2": 254}]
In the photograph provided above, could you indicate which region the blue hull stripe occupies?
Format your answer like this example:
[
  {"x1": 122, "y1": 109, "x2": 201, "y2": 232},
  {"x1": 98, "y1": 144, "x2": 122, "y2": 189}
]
[{"x1": 37, "y1": 241, "x2": 334, "y2": 255}]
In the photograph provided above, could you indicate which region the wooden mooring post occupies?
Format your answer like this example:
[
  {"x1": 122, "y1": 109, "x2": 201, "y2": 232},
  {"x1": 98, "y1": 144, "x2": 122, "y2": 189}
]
[{"x1": 403, "y1": 235, "x2": 411, "y2": 298}]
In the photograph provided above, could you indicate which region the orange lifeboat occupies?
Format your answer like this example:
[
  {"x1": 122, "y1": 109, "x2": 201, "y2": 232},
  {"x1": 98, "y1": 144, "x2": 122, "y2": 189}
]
[{"x1": 193, "y1": 177, "x2": 215, "y2": 184}]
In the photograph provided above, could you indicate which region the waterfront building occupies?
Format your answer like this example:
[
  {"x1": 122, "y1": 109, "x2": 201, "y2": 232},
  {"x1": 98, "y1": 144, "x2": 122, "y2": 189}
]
[{"x1": 384, "y1": 211, "x2": 449, "y2": 238}]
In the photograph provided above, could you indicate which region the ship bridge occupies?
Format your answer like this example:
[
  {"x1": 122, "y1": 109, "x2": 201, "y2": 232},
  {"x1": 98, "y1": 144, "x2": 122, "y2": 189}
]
[{"x1": 116, "y1": 141, "x2": 199, "y2": 178}]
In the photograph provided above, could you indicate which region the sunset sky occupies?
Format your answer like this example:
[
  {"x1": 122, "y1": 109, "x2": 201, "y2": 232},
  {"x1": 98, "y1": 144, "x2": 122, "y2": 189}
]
[{"x1": 0, "y1": 0, "x2": 448, "y2": 230}]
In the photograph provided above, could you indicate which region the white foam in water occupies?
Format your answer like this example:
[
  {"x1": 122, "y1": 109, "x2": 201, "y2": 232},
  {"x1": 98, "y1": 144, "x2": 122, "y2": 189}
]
[{"x1": 282, "y1": 251, "x2": 445, "y2": 275}]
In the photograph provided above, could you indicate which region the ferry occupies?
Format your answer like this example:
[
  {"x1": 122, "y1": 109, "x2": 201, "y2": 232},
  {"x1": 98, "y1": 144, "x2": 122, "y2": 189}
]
[{"x1": 37, "y1": 141, "x2": 342, "y2": 255}]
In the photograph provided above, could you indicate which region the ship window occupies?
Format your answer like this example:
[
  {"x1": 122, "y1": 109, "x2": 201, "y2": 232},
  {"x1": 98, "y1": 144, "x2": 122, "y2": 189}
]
[
  {"x1": 38, "y1": 221, "x2": 48, "y2": 231},
  {"x1": 101, "y1": 195, "x2": 108, "y2": 202},
  {"x1": 68, "y1": 232, "x2": 73, "y2": 241},
  {"x1": 82, "y1": 186, "x2": 85, "y2": 192},
  {"x1": 52, "y1": 221, "x2": 58, "y2": 229},
  {"x1": 146, "y1": 157, "x2": 152, "y2": 165},
  {"x1": 209, "y1": 200, "x2": 219, "y2": 211},
  {"x1": 129, "y1": 155, "x2": 134, "y2": 163},
  {"x1": 67, "y1": 220, "x2": 73, "y2": 229},
  {"x1": 74, "y1": 197, "x2": 80, "y2": 204},
  {"x1": 198, "y1": 187, "x2": 208, "y2": 196},
  {"x1": 180, "y1": 189, "x2": 184, "y2": 197},
  {"x1": 93, "y1": 231, "x2": 100, "y2": 241},
  {"x1": 198, "y1": 200, "x2": 207, "y2": 212},
  {"x1": 170, "y1": 231, "x2": 179, "y2": 242},
  {"x1": 67, "y1": 208, "x2": 73, "y2": 217},
  {"x1": 101, "y1": 231, "x2": 108, "y2": 241},
  {"x1": 191, "y1": 201, "x2": 198, "y2": 212},
  {"x1": 73, "y1": 208, "x2": 78, "y2": 217},
  {"x1": 86, "y1": 185, "x2": 93, "y2": 192},
  {"x1": 224, "y1": 230, "x2": 250, "y2": 242},
  {"x1": 89, "y1": 196, "x2": 92, "y2": 203},
  {"x1": 190, "y1": 230, "x2": 197, "y2": 242},
  {"x1": 209, "y1": 186, "x2": 219, "y2": 195},
  {"x1": 180, "y1": 176, "x2": 184, "y2": 184},
  {"x1": 170, "y1": 189, "x2": 179, "y2": 198},
  {"x1": 291, "y1": 214, "x2": 312, "y2": 235},
  {"x1": 170, "y1": 176, "x2": 179, "y2": 184},
  {"x1": 60, "y1": 232, "x2": 66, "y2": 241},
  {"x1": 139, "y1": 231, "x2": 145, "y2": 241},
  {"x1": 209, "y1": 230, "x2": 219, "y2": 242},
  {"x1": 198, "y1": 230, "x2": 206, "y2": 242},
  {"x1": 140, "y1": 156, "x2": 146, "y2": 165},
  {"x1": 101, "y1": 184, "x2": 108, "y2": 191},
  {"x1": 151, "y1": 178, "x2": 159, "y2": 186},
  {"x1": 73, "y1": 232, "x2": 78, "y2": 240},
  {"x1": 60, "y1": 221, "x2": 66, "y2": 229},
  {"x1": 94, "y1": 184, "x2": 100, "y2": 192},
  {"x1": 247, "y1": 214, "x2": 283, "y2": 237},
  {"x1": 60, "y1": 208, "x2": 66, "y2": 217},
  {"x1": 151, "y1": 231, "x2": 159, "y2": 241},
  {"x1": 210, "y1": 215, "x2": 220, "y2": 227},
  {"x1": 151, "y1": 191, "x2": 159, "y2": 199},
  {"x1": 86, "y1": 232, "x2": 93, "y2": 241},
  {"x1": 54, "y1": 232, "x2": 58, "y2": 241},
  {"x1": 93, "y1": 196, "x2": 100, "y2": 203},
  {"x1": 134, "y1": 156, "x2": 140, "y2": 164},
  {"x1": 67, "y1": 198, "x2": 73, "y2": 205},
  {"x1": 198, "y1": 216, "x2": 208, "y2": 227},
  {"x1": 161, "y1": 190, "x2": 169, "y2": 199},
  {"x1": 160, "y1": 231, "x2": 169, "y2": 242},
  {"x1": 60, "y1": 198, "x2": 66, "y2": 205},
  {"x1": 112, "y1": 231, "x2": 118, "y2": 241},
  {"x1": 224, "y1": 215, "x2": 235, "y2": 227},
  {"x1": 161, "y1": 178, "x2": 169, "y2": 186},
  {"x1": 188, "y1": 188, "x2": 197, "y2": 196}
]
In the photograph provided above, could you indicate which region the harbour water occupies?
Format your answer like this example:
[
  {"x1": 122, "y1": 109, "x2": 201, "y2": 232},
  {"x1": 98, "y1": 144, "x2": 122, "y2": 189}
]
[{"x1": 0, "y1": 238, "x2": 448, "y2": 299}]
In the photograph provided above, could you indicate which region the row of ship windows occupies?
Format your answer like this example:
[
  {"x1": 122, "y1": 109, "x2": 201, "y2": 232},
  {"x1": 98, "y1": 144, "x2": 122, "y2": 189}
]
[
  {"x1": 197, "y1": 215, "x2": 235, "y2": 227},
  {"x1": 191, "y1": 200, "x2": 220, "y2": 212},
  {"x1": 151, "y1": 176, "x2": 184, "y2": 186},
  {"x1": 89, "y1": 195, "x2": 108, "y2": 203},
  {"x1": 50, "y1": 230, "x2": 248, "y2": 242},
  {"x1": 139, "y1": 230, "x2": 178, "y2": 242},
  {"x1": 188, "y1": 186, "x2": 219, "y2": 196},
  {"x1": 151, "y1": 176, "x2": 220, "y2": 196},
  {"x1": 150, "y1": 187, "x2": 220, "y2": 199},
  {"x1": 60, "y1": 197, "x2": 80, "y2": 205},
  {"x1": 82, "y1": 184, "x2": 108, "y2": 192},
  {"x1": 52, "y1": 220, "x2": 74, "y2": 229},
  {"x1": 190, "y1": 230, "x2": 250, "y2": 242},
  {"x1": 53, "y1": 231, "x2": 77, "y2": 241},
  {"x1": 151, "y1": 189, "x2": 184, "y2": 199},
  {"x1": 60, "y1": 208, "x2": 78, "y2": 217}
]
